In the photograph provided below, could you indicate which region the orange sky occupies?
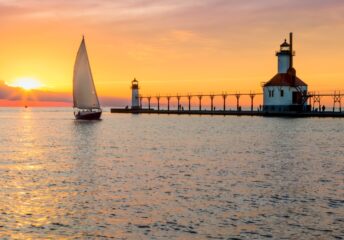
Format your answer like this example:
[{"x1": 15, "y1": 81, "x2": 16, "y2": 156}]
[{"x1": 1, "y1": 0, "x2": 344, "y2": 106}]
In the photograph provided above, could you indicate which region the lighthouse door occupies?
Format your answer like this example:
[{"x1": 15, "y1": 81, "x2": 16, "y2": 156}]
[{"x1": 292, "y1": 91, "x2": 302, "y2": 104}]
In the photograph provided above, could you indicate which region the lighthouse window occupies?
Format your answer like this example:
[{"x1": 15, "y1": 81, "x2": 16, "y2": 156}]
[
  {"x1": 268, "y1": 90, "x2": 274, "y2": 98},
  {"x1": 280, "y1": 89, "x2": 284, "y2": 97}
]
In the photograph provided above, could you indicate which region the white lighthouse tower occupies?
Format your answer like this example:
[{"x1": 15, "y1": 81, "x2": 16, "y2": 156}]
[
  {"x1": 277, "y1": 39, "x2": 292, "y2": 73},
  {"x1": 131, "y1": 78, "x2": 140, "y2": 109},
  {"x1": 263, "y1": 33, "x2": 309, "y2": 112}
]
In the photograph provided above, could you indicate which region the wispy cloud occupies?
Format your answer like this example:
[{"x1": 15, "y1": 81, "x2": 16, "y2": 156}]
[
  {"x1": 0, "y1": 81, "x2": 128, "y2": 106},
  {"x1": 2, "y1": 0, "x2": 344, "y2": 33}
]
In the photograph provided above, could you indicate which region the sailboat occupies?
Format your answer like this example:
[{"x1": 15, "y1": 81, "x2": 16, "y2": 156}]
[{"x1": 73, "y1": 36, "x2": 102, "y2": 120}]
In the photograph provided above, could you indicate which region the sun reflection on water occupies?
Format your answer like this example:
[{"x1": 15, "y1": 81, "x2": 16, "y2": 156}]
[{"x1": 0, "y1": 110, "x2": 68, "y2": 239}]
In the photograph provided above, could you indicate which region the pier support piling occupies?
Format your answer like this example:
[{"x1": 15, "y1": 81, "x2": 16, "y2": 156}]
[
  {"x1": 210, "y1": 95, "x2": 214, "y2": 112},
  {"x1": 222, "y1": 94, "x2": 227, "y2": 111},
  {"x1": 148, "y1": 97, "x2": 151, "y2": 110},
  {"x1": 157, "y1": 97, "x2": 160, "y2": 111},
  {"x1": 236, "y1": 94, "x2": 240, "y2": 111},
  {"x1": 188, "y1": 95, "x2": 192, "y2": 111},
  {"x1": 167, "y1": 96, "x2": 171, "y2": 111},
  {"x1": 177, "y1": 96, "x2": 181, "y2": 111},
  {"x1": 250, "y1": 94, "x2": 255, "y2": 112},
  {"x1": 333, "y1": 92, "x2": 342, "y2": 112},
  {"x1": 198, "y1": 95, "x2": 203, "y2": 111},
  {"x1": 313, "y1": 95, "x2": 321, "y2": 111}
]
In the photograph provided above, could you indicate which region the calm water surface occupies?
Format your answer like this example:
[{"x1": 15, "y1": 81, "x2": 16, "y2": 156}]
[{"x1": 0, "y1": 108, "x2": 343, "y2": 239}]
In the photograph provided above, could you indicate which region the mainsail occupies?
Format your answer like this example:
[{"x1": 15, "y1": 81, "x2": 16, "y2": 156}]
[{"x1": 73, "y1": 37, "x2": 100, "y2": 109}]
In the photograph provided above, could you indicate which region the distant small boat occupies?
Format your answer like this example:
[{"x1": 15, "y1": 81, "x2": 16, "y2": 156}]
[
  {"x1": 73, "y1": 36, "x2": 102, "y2": 120},
  {"x1": 24, "y1": 105, "x2": 28, "y2": 108}
]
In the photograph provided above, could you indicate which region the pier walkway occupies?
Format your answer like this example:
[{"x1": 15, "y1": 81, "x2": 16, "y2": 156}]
[{"x1": 110, "y1": 108, "x2": 344, "y2": 118}]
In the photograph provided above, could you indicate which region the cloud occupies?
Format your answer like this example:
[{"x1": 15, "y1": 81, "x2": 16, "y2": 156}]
[
  {"x1": 0, "y1": 81, "x2": 128, "y2": 106},
  {"x1": 1, "y1": 0, "x2": 344, "y2": 95},
  {"x1": 2, "y1": 0, "x2": 344, "y2": 34},
  {"x1": 0, "y1": 80, "x2": 71, "y2": 101}
]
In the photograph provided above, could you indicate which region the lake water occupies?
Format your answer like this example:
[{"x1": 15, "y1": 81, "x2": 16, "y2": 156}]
[{"x1": 0, "y1": 108, "x2": 343, "y2": 239}]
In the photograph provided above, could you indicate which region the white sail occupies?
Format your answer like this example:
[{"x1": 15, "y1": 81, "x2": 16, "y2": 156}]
[{"x1": 73, "y1": 37, "x2": 100, "y2": 109}]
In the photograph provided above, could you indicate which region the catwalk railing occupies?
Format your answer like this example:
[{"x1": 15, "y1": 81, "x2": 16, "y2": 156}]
[
  {"x1": 137, "y1": 91, "x2": 343, "y2": 112},
  {"x1": 138, "y1": 92, "x2": 263, "y2": 112}
]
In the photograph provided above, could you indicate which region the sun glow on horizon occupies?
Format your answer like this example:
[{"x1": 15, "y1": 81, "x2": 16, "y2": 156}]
[{"x1": 8, "y1": 77, "x2": 44, "y2": 91}]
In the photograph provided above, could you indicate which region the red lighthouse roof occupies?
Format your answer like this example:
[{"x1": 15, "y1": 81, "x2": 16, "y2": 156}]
[{"x1": 264, "y1": 73, "x2": 307, "y2": 87}]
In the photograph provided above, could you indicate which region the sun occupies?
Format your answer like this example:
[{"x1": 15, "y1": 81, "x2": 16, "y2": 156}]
[{"x1": 9, "y1": 77, "x2": 43, "y2": 90}]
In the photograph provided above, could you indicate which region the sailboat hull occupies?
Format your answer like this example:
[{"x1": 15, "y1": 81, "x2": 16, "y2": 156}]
[{"x1": 75, "y1": 111, "x2": 102, "y2": 120}]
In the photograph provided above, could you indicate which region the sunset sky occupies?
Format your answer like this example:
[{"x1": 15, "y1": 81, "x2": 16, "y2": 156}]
[{"x1": 1, "y1": 0, "x2": 344, "y2": 106}]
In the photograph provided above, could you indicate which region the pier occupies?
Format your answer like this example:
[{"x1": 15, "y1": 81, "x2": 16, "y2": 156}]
[
  {"x1": 110, "y1": 108, "x2": 344, "y2": 118},
  {"x1": 111, "y1": 91, "x2": 344, "y2": 118}
]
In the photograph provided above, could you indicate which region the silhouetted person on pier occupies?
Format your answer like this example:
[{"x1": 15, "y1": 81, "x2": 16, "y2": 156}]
[{"x1": 322, "y1": 105, "x2": 326, "y2": 112}]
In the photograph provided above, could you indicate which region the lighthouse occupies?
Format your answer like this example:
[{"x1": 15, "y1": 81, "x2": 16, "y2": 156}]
[
  {"x1": 131, "y1": 78, "x2": 140, "y2": 109},
  {"x1": 263, "y1": 33, "x2": 309, "y2": 112}
]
